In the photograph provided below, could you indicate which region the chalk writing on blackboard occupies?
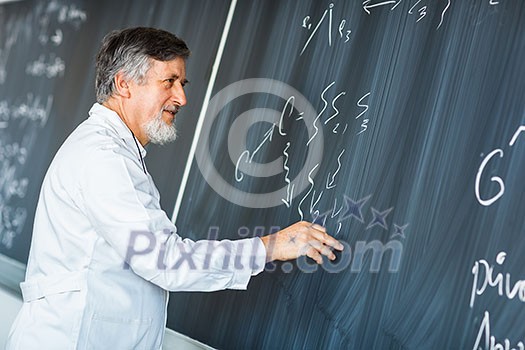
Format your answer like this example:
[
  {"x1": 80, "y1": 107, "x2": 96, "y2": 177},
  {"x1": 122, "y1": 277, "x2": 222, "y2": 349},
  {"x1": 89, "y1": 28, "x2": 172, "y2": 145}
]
[
  {"x1": 232, "y1": 80, "x2": 351, "y2": 203},
  {"x1": 437, "y1": 0, "x2": 451, "y2": 29},
  {"x1": 300, "y1": 3, "x2": 352, "y2": 56},
  {"x1": 0, "y1": 205, "x2": 27, "y2": 250},
  {"x1": 470, "y1": 251, "x2": 525, "y2": 350},
  {"x1": 325, "y1": 148, "x2": 345, "y2": 190},
  {"x1": 297, "y1": 163, "x2": 321, "y2": 220},
  {"x1": 473, "y1": 311, "x2": 524, "y2": 350},
  {"x1": 39, "y1": 1, "x2": 87, "y2": 31},
  {"x1": 282, "y1": 142, "x2": 293, "y2": 208},
  {"x1": 470, "y1": 251, "x2": 525, "y2": 308},
  {"x1": 308, "y1": 81, "x2": 347, "y2": 145},
  {"x1": 195, "y1": 78, "x2": 324, "y2": 209},
  {"x1": 0, "y1": 15, "x2": 20, "y2": 85},
  {"x1": 0, "y1": 139, "x2": 29, "y2": 250},
  {"x1": 39, "y1": 29, "x2": 63, "y2": 46},
  {"x1": 0, "y1": 150, "x2": 29, "y2": 203},
  {"x1": 356, "y1": 91, "x2": 371, "y2": 135},
  {"x1": 362, "y1": 0, "x2": 399, "y2": 14},
  {"x1": 32, "y1": 1, "x2": 87, "y2": 78},
  {"x1": 475, "y1": 125, "x2": 525, "y2": 207},
  {"x1": 234, "y1": 124, "x2": 275, "y2": 182},
  {"x1": 323, "y1": 91, "x2": 346, "y2": 125},
  {"x1": 26, "y1": 54, "x2": 66, "y2": 78},
  {"x1": 0, "y1": 95, "x2": 53, "y2": 128},
  {"x1": 299, "y1": 0, "x2": 451, "y2": 56},
  {"x1": 363, "y1": 0, "x2": 451, "y2": 29}
]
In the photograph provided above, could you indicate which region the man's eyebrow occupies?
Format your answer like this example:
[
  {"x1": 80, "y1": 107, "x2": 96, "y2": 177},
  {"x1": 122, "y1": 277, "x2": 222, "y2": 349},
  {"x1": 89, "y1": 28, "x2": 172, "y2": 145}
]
[{"x1": 165, "y1": 74, "x2": 189, "y2": 84}]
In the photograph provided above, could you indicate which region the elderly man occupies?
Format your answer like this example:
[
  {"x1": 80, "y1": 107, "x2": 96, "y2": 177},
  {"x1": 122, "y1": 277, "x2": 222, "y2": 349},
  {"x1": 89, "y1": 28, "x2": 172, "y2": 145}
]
[{"x1": 6, "y1": 27, "x2": 343, "y2": 349}]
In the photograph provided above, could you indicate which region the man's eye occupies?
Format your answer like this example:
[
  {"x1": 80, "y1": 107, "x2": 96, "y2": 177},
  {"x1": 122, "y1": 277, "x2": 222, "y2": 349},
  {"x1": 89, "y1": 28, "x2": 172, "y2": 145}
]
[{"x1": 164, "y1": 78, "x2": 187, "y2": 87}]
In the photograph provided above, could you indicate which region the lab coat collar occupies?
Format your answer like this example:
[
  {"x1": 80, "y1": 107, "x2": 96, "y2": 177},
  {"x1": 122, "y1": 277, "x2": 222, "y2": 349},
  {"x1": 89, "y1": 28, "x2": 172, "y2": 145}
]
[{"x1": 88, "y1": 103, "x2": 147, "y2": 158}]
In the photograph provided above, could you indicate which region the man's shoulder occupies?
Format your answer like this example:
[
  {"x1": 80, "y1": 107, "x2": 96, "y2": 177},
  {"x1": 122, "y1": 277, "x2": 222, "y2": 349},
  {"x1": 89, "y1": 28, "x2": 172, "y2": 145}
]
[
  {"x1": 64, "y1": 117, "x2": 129, "y2": 155},
  {"x1": 49, "y1": 118, "x2": 134, "y2": 179}
]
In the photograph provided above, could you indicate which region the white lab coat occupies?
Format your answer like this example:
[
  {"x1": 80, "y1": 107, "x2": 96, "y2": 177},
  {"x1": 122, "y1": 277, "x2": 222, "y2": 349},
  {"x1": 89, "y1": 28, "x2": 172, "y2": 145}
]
[{"x1": 6, "y1": 103, "x2": 267, "y2": 349}]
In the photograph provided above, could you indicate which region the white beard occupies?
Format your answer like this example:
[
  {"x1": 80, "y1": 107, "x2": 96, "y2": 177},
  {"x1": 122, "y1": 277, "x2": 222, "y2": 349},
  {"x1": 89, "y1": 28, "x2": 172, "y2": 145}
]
[{"x1": 144, "y1": 110, "x2": 177, "y2": 145}]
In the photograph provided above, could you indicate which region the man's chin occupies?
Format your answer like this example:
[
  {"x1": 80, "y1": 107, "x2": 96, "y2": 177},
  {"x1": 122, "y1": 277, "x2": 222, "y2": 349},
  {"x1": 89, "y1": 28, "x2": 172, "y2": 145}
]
[
  {"x1": 145, "y1": 127, "x2": 177, "y2": 145},
  {"x1": 148, "y1": 133, "x2": 177, "y2": 145},
  {"x1": 144, "y1": 114, "x2": 178, "y2": 145},
  {"x1": 162, "y1": 111, "x2": 176, "y2": 125}
]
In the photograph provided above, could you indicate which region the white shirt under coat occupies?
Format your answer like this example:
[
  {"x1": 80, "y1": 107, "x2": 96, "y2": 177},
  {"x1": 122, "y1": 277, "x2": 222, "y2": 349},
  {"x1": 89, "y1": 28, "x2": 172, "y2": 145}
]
[{"x1": 6, "y1": 103, "x2": 267, "y2": 349}]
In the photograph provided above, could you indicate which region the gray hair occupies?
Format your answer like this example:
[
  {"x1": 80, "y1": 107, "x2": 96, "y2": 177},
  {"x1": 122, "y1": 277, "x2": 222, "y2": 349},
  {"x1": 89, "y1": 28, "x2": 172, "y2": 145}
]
[{"x1": 95, "y1": 27, "x2": 190, "y2": 103}]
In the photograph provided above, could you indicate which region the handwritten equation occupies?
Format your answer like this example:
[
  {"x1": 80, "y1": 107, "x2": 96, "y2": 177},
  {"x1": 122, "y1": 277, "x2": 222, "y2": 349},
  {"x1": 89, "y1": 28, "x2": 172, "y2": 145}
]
[
  {"x1": 38, "y1": 1, "x2": 86, "y2": 46},
  {"x1": 26, "y1": 54, "x2": 66, "y2": 79},
  {"x1": 232, "y1": 79, "x2": 377, "y2": 226},
  {"x1": 0, "y1": 1, "x2": 83, "y2": 250},
  {"x1": 0, "y1": 139, "x2": 29, "y2": 250},
  {"x1": 0, "y1": 94, "x2": 54, "y2": 128},
  {"x1": 30, "y1": 1, "x2": 87, "y2": 78},
  {"x1": 363, "y1": 0, "x2": 451, "y2": 29},
  {"x1": 300, "y1": 3, "x2": 352, "y2": 56},
  {"x1": 1, "y1": 1, "x2": 86, "y2": 82},
  {"x1": 0, "y1": 91, "x2": 52, "y2": 249},
  {"x1": 300, "y1": 1, "x2": 452, "y2": 56}
]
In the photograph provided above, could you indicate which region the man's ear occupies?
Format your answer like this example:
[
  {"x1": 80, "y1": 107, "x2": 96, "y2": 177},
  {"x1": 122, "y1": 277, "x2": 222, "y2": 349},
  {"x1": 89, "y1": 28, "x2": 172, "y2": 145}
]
[{"x1": 114, "y1": 71, "x2": 131, "y2": 98}]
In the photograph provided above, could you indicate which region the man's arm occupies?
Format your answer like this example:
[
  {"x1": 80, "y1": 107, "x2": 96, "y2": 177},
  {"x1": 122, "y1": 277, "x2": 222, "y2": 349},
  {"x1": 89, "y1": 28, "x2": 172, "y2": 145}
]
[{"x1": 81, "y1": 145, "x2": 342, "y2": 292}]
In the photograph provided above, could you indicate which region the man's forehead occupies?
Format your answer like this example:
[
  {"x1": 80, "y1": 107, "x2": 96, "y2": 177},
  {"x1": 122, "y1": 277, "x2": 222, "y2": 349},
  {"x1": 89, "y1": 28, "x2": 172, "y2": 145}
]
[{"x1": 149, "y1": 57, "x2": 186, "y2": 77}]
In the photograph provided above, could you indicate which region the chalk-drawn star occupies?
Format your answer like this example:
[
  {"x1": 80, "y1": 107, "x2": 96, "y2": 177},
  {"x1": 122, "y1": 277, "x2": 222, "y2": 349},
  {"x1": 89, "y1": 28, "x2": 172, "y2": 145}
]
[
  {"x1": 366, "y1": 207, "x2": 393, "y2": 230},
  {"x1": 391, "y1": 223, "x2": 409, "y2": 239},
  {"x1": 339, "y1": 194, "x2": 371, "y2": 223}
]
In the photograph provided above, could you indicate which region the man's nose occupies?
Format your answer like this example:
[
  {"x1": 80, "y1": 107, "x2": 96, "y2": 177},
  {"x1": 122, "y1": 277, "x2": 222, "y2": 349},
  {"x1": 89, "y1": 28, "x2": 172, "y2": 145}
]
[{"x1": 172, "y1": 83, "x2": 186, "y2": 107}]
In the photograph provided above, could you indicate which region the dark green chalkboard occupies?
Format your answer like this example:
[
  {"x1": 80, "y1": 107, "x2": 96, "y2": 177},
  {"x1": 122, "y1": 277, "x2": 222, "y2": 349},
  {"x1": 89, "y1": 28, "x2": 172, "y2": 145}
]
[
  {"x1": 167, "y1": 1, "x2": 525, "y2": 349},
  {"x1": 1, "y1": 0, "x2": 525, "y2": 349}
]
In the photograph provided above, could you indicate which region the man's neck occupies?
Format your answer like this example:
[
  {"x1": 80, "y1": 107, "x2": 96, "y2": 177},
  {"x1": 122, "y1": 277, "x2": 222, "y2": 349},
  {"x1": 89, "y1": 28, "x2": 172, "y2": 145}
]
[{"x1": 102, "y1": 98, "x2": 148, "y2": 146}]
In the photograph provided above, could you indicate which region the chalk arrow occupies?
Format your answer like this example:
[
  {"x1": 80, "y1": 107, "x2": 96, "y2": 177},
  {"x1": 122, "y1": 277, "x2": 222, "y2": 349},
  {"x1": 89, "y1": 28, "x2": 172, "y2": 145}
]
[
  {"x1": 362, "y1": 0, "x2": 398, "y2": 15},
  {"x1": 311, "y1": 210, "x2": 331, "y2": 227},
  {"x1": 309, "y1": 190, "x2": 323, "y2": 215},
  {"x1": 281, "y1": 183, "x2": 294, "y2": 208},
  {"x1": 326, "y1": 175, "x2": 336, "y2": 190}
]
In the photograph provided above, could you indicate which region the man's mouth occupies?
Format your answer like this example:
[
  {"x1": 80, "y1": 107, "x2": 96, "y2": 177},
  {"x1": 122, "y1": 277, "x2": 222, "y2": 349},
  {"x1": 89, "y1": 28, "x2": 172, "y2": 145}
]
[{"x1": 163, "y1": 106, "x2": 179, "y2": 117}]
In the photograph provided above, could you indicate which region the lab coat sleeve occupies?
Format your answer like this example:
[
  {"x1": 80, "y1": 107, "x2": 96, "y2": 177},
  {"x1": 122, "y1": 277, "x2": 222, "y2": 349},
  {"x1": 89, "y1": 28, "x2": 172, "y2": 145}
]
[{"x1": 80, "y1": 143, "x2": 267, "y2": 292}]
